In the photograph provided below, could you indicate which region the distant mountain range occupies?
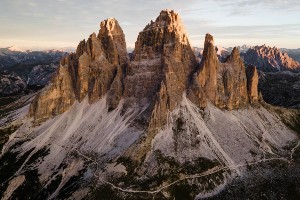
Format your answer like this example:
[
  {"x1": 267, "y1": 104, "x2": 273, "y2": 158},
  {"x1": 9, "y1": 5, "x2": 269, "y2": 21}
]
[
  {"x1": 193, "y1": 45, "x2": 300, "y2": 72},
  {"x1": 0, "y1": 47, "x2": 68, "y2": 95},
  {"x1": 281, "y1": 48, "x2": 300, "y2": 62},
  {"x1": 242, "y1": 45, "x2": 300, "y2": 72},
  {"x1": 0, "y1": 46, "x2": 68, "y2": 68}
]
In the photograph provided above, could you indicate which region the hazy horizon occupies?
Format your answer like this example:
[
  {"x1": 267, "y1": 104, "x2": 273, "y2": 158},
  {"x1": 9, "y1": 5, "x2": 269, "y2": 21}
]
[{"x1": 1, "y1": 0, "x2": 300, "y2": 50}]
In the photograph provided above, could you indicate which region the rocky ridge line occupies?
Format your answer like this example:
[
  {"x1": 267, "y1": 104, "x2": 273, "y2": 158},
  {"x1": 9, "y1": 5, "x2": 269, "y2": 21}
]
[
  {"x1": 30, "y1": 10, "x2": 259, "y2": 128},
  {"x1": 243, "y1": 44, "x2": 300, "y2": 72},
  {"x1": 29, "y1": 18, "x2": 127, "y2": 122}
]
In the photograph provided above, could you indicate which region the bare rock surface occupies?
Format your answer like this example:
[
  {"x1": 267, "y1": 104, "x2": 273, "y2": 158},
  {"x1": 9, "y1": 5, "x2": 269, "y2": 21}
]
[
  {"x1": 246, "y1": 64, "x2": 259, "y2": 104},
  {"x1": 243, "y1": 45, "x2": 300, "y2": 72},
  {"x1": 190, "y1": 35, "x2": 251, "y2": 110},
  {"x1": 30, "y1": 18, "x2": 127, "y2": 122}
]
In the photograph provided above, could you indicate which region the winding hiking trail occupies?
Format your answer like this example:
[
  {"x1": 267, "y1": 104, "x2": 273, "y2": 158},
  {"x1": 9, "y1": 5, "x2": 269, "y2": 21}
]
[
  {"x1": 2, "y1": 137, "x2": 299, "y2": 198},
  {"x1": 75, "y1": 141, "x2": 298, "y2": 196}
]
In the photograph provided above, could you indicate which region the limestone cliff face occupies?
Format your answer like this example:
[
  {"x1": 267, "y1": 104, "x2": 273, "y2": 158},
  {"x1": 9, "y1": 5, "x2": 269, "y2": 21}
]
[
  {"x1": 190, "y1": 35, "x2": 251, "y2": 110},
  {"x1": 124, "y1": 9, "x2": 197, "y2": 131},
  {"x1": 29, "y1": 18, "x2": 127, "y2": 122},
  {"x1": 197, "y1": 34, "x2": 218, "y2": 103},
  {"x1": 30, "y1": 10, "x2": 259, "y2": 127},
  {"x1": 217, "y1": 47, "x2": 249, "y2": 109},
  {"x1": 99, "y1": 18, "x2": 127, "y2": 66},
  {"x1": 246, "y1": 64, "x2": 259, "y2": 103},
  {"x1": 119, "y1": 10, "x2": 199, "y2": 161},
  {"x1": 29, "y1": 60, "x2": 75, "y2": 123}
]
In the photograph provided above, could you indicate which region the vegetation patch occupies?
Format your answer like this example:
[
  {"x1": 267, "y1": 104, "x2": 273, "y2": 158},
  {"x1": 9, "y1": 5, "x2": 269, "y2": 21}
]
[
  {"x1": 0, "y1": 124, "x2": 21, "y2": 151},
  {"x1": 263, "y1": 102, "x2": 300, "y2": 135}
]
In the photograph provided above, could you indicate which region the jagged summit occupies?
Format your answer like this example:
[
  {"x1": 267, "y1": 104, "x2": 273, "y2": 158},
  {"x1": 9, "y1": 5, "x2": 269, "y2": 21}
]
[
  {"x1": 189, "y1": 33, "x2": 255, "y2": 109},
  {"x1": 144, "y1": 9, "x2": 185, "y2": 32},
  {"x1": 30, "y1": 17, "x2": 127, "y2": 122},
  {"x1": 196, "y1": 33, "x2": 218, "y2": 103},
  {"x1": 100, "y1": 17, "x2": 118, "y2": 30},
  {"x1": 230, "y1": 47, "x2": 240, "y2": 59},
  {"x1": 202, "y1": 33, "x2": 217, "y2": 60},
  {"x1": 30, "y1": 10, "x2": 260, "y2": 123},
  {"x1": 125, "y1": 10, "x2": 197, "y2": 141},
  {"x1": 7, "y1": 45, "x2": 24, "y2": 52},
  {"x1": 136, "y1": 9, "x2": 189, "y2": 59},
  {"x1": 243, "y1": 44, "x2": 300, "y2": 72},
  {"x1": 204, "y1": 33, "x2": 214, "y2": 44}
]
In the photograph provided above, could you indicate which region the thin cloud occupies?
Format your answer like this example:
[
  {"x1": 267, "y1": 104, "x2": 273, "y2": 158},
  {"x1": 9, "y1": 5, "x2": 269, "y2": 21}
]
[
  {"x1": 27, "y1": 2, "x2": 36, "y2": 7},
  {"x1": 0, "y1": 0, "x2": 299, "y2": 49}
]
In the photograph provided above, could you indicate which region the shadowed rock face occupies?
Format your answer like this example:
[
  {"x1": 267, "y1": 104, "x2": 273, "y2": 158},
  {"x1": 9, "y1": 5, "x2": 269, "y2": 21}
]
[
  {"x1": 29, "y1": 18, "x2": 127, "y2": 123},
  {"x1": 124, "y1": 9, "x2": 197, "y2": 131},
  {"x1": 217, "y1": 47, "x2": 249, "y2": 109},
  {"x1": 197, "y1": 33, "x2": 218, "y2": 103},
  {"x1": 246, "y1": 65, "x2": 259, "y2": 104},
  {"x1": 29, "y1": 10, "x2": 258, "y2": 126},
  {"x1": 29, "y1": 62, "x2": 75, "y2": 122},
  {"x1": 189, "y1": 36, "x2": 250, "y2": 110}
]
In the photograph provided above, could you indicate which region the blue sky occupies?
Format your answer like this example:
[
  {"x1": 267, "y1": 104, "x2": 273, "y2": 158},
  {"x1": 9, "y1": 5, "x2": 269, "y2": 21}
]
[{"x1": 0, "y1": 0, "x2": 300, "y2": 50}]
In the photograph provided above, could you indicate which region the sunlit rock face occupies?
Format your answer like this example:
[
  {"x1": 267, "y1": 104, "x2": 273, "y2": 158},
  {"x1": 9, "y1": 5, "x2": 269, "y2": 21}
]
[
  {"x1": 189, "y1": 35, "x2": 254, "y2": 110},
  {"x1": 29, "y1": 18, "x2": 127, "y2": 122},
  {"x1": 243, "y1": 45, "x2": 300, "y2": 72},
  {"x1": 246, "y1": 64, "x2": 259, "y2": 104}
]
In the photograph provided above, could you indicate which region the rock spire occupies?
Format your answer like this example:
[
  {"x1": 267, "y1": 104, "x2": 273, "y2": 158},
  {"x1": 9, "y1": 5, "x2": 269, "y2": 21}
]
[
  {"x1": 30, "y1": 10, "x2": 259, "y2": 127},
  {"x1": 29, "y1": 18, "x2": 127, "y2": 122}
]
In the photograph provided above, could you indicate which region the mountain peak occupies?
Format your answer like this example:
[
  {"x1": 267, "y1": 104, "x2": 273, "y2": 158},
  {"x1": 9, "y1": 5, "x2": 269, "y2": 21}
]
[
  {"x1": 201, "y1": 33, "x2": 218, "y2": 64},
  {"x1": 231, "y1": 47, "x2": 240, "y2": 56},
  {"x1": 99, "y1": 18, "x2": 122, "y2": 35},
  {"x1": 142, "y1": 9, "x2": 188, "y2": 45},
  {"x1": 226, "y1": 46, "x2": 241, "y2": 63},
  {"x1": 244, "y1": 44, "x2": 300, "y2": 72},
  {"x1": 205, "y1": 33, "x2": 214, "y2": 45},
  {"x1": 30, "y1": 17, "x2": 127, "y2": 121},
  {"x1": 8, "y1": 45, "x2": 24, "y2": 52},
  {"x1": 157, "y1": 9, "x2": 180, "y2": 24}
]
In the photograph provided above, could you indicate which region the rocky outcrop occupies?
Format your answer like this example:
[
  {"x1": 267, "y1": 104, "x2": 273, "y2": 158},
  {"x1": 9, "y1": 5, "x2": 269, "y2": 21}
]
[
  {"x1": 124, "y1": 9, "x2": 197, "y2": 128},
  {"x1": 123, "y1": 9, "x2": 198, "y2": 161},
  {"x1": 243, "y1": 45, "x2": 300, "y2": 72},
  {"x1": 218, "y1": 47, "x2": 249, "y2": 109},
  {"x1": 29, "y1": 63, "x2": 75, "y2": 123},
  {"x1": 246, "y1": 65, "x2": 259, "y2": 104},
  {"x1": 99, "y1": 19, "x2": 128, "y2": 65},
  {"x1": 190, "y1": 35, "x2": 249, "y2": 110},
  {"x1": 29, "y1": 10, "x2": 259, "y2": 125},
  {"x1": 29, "y1": 18, "x2": 127, "y2": 122},
  {"x1": 197, "y1": 34, "x2": 218, "y2": 104}
]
